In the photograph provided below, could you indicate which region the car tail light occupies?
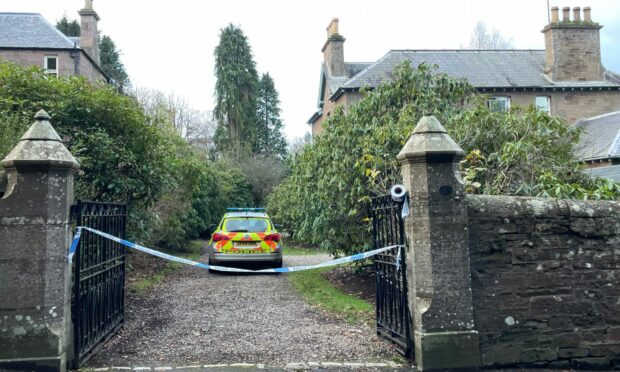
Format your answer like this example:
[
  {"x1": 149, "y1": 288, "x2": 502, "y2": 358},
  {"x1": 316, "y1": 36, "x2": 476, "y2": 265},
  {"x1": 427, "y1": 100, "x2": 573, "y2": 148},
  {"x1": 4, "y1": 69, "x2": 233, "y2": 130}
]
[
  {"x1": 264, "y1": 233, "x2": 281, "y2": 242},
  {"x1": 212, "y1": 233, "x2": 230, "y2": 242}
]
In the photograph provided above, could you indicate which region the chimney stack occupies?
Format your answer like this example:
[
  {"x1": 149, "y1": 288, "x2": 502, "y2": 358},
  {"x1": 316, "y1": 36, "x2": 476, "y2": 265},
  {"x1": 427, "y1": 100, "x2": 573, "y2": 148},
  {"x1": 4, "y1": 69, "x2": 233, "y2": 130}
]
[
  {"x1": 543, "y1": 5, "x2": 604, "y2": 81},
  {"x1": 78, "y1": 0, "x2": 100, "y2": 64},
  {"x1": 322, "y1": 18, "x2": 346, "y2": 77}
]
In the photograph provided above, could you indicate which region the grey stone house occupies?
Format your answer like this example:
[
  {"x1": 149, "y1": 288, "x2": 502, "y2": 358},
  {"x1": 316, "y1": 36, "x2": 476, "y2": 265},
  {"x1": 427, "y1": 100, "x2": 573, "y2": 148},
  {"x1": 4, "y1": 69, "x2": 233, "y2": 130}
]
[
  {"x1": 309, "y1": 7, "x2": 620, "y2": 136},
  {"x1": 0, "y1": 0, "x2": 108, "y2": 83}
]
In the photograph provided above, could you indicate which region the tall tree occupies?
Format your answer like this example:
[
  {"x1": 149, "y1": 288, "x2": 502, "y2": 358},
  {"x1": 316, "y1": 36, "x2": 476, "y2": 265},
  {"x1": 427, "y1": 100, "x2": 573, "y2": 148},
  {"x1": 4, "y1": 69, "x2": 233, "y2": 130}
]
[
  {"x1": 213, "y1": 24, "x2": 259, "y2": 156},
  {"x1": 99, "y1": 35, "x2": 130, "y2": 91},
  {"x1": 256, "y1": 73, "x2": 287, "y2": 159},
  {"x1": 55, "y1": 18, "x2": 130, "y2": 91},
  {"x1": 56, "y1": 15, "x2": 80, "y2": 37},
  {"x1": 468, "y1": 21, "x2": 514, "y2": 49}
]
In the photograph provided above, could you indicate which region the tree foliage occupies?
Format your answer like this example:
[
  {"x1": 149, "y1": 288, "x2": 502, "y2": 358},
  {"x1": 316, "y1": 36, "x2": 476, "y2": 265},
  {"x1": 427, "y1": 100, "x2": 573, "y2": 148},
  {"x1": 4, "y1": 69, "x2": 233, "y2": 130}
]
[
  {"x1": 0, "y1": 62, "x2": 253, "y2": 249},
  {"x1": 99, "y1": 35, "x2": 130, "y2": 91},
  {"x1": 214, "y1": 24, "x2": 259, "y2": 156},
  {"x1": 268, "y1": 62, "x2": 619, "y2": 256},
  {"x1": 56, "y1": 15, "x2": 80, "y2": 37},
  {"x1": 256, "y1": 73, "x2": 287, "y2": 159},
  {"x1": 468, "y1": 21, "x2": 514, "y2": 49}
]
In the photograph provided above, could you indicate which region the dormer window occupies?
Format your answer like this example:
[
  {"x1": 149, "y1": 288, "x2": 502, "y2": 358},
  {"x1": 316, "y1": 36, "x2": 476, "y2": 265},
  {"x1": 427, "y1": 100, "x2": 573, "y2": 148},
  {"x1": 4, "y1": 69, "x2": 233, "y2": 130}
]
[{"x1": 44, "y1": 56, "x2": 58, "y2": 77}]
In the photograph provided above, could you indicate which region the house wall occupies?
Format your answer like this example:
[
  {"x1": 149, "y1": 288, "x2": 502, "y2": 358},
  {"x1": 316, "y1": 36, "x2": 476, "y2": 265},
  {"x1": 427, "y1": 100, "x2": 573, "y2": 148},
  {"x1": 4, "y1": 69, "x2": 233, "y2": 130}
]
[
  {"x1": 0, "y1": 49, "x2": 105, "y2": 83},
  {"x1": 466, "y1": 195, "x2": 620, "y2": 369},
  {"x1": 311, "y1": 91, "x2": 365, "y2": 137},
  {"x1": 485, "y1": 90, "x2": 620, "y2": 123}
]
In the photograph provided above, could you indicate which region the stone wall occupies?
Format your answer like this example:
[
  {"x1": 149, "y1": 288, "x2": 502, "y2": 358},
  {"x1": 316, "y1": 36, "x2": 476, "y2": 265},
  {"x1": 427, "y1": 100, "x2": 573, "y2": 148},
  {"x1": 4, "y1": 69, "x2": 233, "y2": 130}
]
[{"x1": 466, "y1": 194, "x2": 620, "y2": 369}]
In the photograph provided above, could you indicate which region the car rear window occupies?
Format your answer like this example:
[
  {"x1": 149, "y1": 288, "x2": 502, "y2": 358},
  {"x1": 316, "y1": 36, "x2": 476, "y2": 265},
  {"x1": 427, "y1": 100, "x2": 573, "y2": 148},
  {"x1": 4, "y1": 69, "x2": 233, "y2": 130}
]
[{"x1": 223, "y1": 218, "x2": 270, "y2": 232}]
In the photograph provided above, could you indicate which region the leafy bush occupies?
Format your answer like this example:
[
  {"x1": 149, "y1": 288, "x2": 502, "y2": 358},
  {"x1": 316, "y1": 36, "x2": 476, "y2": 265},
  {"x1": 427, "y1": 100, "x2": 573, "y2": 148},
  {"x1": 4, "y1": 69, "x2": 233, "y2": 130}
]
[{"x1": 268, "y1": 63, "x2": 473, "y2": 255}]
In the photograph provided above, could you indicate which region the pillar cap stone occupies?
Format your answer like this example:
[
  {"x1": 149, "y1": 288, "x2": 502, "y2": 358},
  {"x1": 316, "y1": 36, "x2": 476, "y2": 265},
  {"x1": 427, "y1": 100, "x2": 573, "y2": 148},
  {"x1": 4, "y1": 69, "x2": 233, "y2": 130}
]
[
  {"x1": 1, "y1": 110, "x2": 80, "y2": 171},
  {"x1": 397, "y1": 115, "x2": 465, "y2": 163}
]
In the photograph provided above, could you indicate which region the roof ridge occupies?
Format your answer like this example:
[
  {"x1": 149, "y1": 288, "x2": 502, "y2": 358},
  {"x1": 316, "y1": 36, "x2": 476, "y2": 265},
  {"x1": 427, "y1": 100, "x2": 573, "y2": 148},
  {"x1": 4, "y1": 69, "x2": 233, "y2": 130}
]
[
  {"x1": 341, "y1": 50, "x2": 395, "y2": 89},
  {"x1": 607, "y1": 129, "x2": 620, "y2": 157},
  {"x1": 388, "y1": 49, "x2": 546, "y2": 52},
  {"x1": 583, "y1": 110, "x2": 620, "y2": 121},
  {"x1": 0, "y1": 12, "x2": 40, "y2": 15}
]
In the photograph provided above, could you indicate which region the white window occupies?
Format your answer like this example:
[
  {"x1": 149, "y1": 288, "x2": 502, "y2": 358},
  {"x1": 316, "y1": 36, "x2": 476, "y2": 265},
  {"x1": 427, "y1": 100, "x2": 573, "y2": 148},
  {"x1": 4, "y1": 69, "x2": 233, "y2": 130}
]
[
  {"x1": 43, "y1": 56, "x2": 58, "y2": 77},
  {"x1": 536, "y1": 96, "x2": 551, "y2": 114},
  {"x1": 487, "y1": 96, "x2": 510, "y2": 112}
]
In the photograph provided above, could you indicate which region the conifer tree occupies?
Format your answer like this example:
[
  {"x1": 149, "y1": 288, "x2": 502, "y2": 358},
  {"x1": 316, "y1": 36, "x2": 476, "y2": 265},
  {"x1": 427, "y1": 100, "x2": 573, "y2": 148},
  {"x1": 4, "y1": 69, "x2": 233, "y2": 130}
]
[
  {"x1": 99, "y1": 35, "x2": 130, "y2": 91},
  {"x1": 56, "y1": 15, "x2": 80, "y2": 37},
  {"x1": 213, "y1": 24, "x2": 259, "y2": 156},
  {"x1": 256, "y1": 73, "x2": 287, "y2": 159}
]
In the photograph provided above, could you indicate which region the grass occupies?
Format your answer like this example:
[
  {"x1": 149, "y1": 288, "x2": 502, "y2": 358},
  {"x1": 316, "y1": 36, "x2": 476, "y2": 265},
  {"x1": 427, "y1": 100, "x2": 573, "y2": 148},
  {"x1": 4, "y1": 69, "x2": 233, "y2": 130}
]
[
  {"x1": 283, "y1": 244, "x2": 322, "y2": 256},
  {"x1": 288, "y1": 267, "x2": 374, "y2": 324},
  {"x1": 131, "y1": 239, "x2": 203, "y2": 294}
]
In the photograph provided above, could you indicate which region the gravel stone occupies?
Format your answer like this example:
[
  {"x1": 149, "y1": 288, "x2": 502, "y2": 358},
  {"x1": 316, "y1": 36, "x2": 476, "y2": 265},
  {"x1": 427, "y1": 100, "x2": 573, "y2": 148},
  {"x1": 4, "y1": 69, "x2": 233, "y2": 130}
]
[{"x1": 88, "y1": 254, "x2": 398, "y2": 368}]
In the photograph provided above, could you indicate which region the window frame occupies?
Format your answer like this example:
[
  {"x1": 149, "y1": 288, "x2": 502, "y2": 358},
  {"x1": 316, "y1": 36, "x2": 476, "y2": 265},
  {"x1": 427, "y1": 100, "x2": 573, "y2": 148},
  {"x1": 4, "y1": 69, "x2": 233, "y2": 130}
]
[
  {"x1": 487, "y1": 96, "x2": 511, "y2": 112},
  {"x1": 535, "y1": 96, "x2": 551, "y2": 114},
  {"x1": 43, "y1": 55, "x2": 58, "y2": 77}
]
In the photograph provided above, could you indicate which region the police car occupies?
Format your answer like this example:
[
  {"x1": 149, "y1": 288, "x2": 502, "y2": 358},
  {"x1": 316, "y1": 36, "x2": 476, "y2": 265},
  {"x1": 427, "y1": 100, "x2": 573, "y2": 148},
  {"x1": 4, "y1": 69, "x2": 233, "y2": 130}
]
[{"x1": 206, "y1": 208, "x2": 283, "y2": 269}]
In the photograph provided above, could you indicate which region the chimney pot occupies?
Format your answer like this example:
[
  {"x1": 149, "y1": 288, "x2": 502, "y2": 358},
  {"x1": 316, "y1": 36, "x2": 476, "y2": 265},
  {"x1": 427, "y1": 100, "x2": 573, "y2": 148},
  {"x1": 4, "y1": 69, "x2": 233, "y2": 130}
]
[
  {"x1": 327, "y1": 18, "x2": 339, "y2": 38},
  {"x1": 573, "y1": 7, "x2": 581, "y2": 22},
  {"x1": 583, "y1": 7, "x2": 592, "y2": 22},
  {"x1": 550, "y1": 6, "x2": 559, "y2": 22},
  {"x1": 562, "y1": 7, "x2": 571, "y2": 22}
]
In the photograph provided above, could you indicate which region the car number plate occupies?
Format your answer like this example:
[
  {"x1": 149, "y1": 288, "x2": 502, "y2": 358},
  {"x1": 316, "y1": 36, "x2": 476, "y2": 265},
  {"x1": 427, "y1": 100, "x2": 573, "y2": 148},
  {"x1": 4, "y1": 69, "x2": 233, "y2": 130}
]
[{"x1": 234, "y1": 242, "x2": 259, "y2": 248}]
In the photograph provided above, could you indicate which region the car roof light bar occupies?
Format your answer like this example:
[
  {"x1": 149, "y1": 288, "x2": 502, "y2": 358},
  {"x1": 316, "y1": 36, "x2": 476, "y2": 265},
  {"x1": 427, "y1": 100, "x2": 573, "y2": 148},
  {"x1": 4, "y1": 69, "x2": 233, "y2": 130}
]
[{"x1": 226, "y1": 207, "x2": 266, "y2": 212}]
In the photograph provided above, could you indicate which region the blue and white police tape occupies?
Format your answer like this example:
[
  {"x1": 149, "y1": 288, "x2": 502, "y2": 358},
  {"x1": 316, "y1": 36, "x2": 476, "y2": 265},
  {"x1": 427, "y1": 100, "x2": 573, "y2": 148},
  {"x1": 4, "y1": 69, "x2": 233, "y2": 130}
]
[{"x1": 68, "y1": 226, "x2": 402, "y2": 273}]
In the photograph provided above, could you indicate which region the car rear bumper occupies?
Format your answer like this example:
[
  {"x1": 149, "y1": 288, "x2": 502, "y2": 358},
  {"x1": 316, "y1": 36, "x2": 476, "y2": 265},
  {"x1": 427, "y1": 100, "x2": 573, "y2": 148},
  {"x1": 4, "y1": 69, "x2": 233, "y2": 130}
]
[{"x1": 209, "y1": 252, "x2": 282, "y2": 264}]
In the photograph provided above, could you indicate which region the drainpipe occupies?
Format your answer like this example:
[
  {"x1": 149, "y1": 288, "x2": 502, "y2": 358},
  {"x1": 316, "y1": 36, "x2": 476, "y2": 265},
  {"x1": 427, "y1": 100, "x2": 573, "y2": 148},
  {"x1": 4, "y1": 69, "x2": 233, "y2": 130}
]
[{"x1": 70, "y1": 42, "x2": 80, "y2": 76}]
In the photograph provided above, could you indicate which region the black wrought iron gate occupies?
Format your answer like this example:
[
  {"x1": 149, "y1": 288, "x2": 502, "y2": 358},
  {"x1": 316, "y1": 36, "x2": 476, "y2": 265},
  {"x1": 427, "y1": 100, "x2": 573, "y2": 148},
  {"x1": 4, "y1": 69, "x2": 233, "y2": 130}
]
[
  {"x1": 370, "y1": 194, "x2": 412, "y2": 358},
  {"x1": 70, "y1": 201, "x2": 127, "y2": 368}
]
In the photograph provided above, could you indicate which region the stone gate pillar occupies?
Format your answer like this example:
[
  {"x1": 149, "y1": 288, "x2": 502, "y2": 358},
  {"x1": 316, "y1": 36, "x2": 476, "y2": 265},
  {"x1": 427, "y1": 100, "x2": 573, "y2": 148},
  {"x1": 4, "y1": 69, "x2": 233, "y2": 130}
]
[
  {"x1": 0, "y1": 110, "x2": 80, "y2": 371},
  {"x1": 397, "y1": 116, "x2": 480, "y2": 370}
]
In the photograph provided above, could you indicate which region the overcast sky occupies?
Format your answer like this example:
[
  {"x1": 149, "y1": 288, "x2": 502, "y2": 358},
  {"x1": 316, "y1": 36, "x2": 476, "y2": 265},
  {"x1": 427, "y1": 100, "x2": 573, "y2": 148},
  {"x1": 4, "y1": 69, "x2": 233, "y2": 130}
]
[{"x1": 3, "y1": 0, "x2": 620, "y2": 140}]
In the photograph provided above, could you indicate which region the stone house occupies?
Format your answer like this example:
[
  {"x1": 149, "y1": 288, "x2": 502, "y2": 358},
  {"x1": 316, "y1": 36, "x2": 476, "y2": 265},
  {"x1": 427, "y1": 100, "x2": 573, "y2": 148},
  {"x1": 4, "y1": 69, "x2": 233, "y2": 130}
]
[
  {"x1": 0, "y1": 0, "x2": 108, "y2": 83},
  {"x1": 309, "y1": 7, "x2": 620, "y2": 136}
]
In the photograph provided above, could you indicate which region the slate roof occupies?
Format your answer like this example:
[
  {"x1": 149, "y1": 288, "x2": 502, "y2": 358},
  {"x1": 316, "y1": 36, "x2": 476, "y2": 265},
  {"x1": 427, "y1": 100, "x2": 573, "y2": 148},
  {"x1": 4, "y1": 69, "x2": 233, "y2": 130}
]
[
  {"x1": 0, "y1": 13, "x2": 78, "y2": 49},
  {"x1": 324, "y1": 62, "x2": 372, "y2": 96},
  {"x1": 330, "y1": 49, "x2": 620, "y2": 100},
  {"x1": 584, "y1": 165, "x2": 620, "y2": 182},
  {"x1": 574, "y1": 111, "x2": 620, "y2": 162}
]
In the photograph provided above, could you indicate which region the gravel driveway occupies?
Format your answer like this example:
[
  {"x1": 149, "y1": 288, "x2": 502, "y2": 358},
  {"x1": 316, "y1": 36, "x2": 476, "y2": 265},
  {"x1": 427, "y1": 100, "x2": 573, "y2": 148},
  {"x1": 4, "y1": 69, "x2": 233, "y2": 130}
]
[{"x1": 87, "y1": 253, "x2": 400, "y2": 368}]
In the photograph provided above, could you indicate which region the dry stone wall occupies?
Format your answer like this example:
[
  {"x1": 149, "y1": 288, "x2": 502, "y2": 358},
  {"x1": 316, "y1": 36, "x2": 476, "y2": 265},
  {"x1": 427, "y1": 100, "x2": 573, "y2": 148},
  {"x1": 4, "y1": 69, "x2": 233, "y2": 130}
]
[{"x1": 466, "y1": 195, "x2": 620, "y2": 369}]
